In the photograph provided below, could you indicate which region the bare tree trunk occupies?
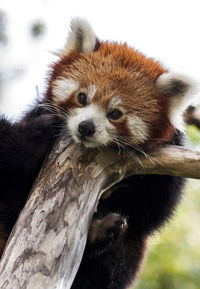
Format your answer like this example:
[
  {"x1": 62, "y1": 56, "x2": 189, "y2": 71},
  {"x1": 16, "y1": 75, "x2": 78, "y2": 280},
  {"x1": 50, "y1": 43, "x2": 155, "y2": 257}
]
[{"x1": 0, "y1": 136, "x2": 200, "y2": 289}]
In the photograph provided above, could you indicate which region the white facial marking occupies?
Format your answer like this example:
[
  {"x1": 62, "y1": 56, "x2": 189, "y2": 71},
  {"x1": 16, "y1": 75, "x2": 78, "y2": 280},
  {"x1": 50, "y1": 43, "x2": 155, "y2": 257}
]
[
  {"x1": 67, "y1": 104, "x2": 116, "y2": 148},
  {"x1": 127, "y1": 116, "x2": 149, "y2": 144},
  {"x1": 52, "y1": 78, "x2": 78, "y2": 102},
  {"x1": 88, "y1": 84, "x2": 97, "y2": 101},
  {"x1": 108, "y1": 96, "x2": 122, "y2": 111},
  {"x1": 156, "y1": 73, "x2": 198, "y2": 131}
]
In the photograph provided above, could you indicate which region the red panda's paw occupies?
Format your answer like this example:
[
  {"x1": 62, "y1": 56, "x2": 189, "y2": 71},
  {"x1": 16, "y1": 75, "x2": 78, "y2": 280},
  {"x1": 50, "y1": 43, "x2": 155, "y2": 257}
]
[
  {"x1": 24, "y1": 109, "x2": 61, "y2": 136},
  {"x1": 88, "y1": 213, "x2": 128, "y2": 247},
  {"x1": 34, "y1": 114, "x2": 58, "y2": 128}
]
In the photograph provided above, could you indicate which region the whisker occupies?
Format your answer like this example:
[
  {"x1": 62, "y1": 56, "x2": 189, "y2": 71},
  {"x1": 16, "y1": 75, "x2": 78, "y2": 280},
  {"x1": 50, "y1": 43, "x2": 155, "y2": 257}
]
[
  {"x1": 37, "y1": 102, "x2": 70, "y2": 121},
  {"x1": 37, "y1": 98, "x2": 72, "y2": 117},
  {"x1": 112, "y1": 137, "x2": 122, "y2": 155},
  {"x1": 113, "y1": 135, "x2": 162, "y2": 168},
  {"x1": 44, "y1": 98, "x2": 70, "y2": 115},
  {"x1": 113, "y1": 139, "x2": 144, "y2": 168}
]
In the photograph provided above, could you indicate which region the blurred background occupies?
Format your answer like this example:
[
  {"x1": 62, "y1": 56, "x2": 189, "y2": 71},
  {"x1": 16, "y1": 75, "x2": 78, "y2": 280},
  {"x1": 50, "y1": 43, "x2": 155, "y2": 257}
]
[{"x1": 0, "y1": 0, "x2": 199, "y2": 288}]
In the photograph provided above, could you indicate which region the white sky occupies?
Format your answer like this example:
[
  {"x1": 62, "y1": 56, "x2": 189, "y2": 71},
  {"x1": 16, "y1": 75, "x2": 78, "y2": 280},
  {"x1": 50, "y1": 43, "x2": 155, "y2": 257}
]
[{"x1": 0, "y1": 0, "x2": 200, "y2": 117}]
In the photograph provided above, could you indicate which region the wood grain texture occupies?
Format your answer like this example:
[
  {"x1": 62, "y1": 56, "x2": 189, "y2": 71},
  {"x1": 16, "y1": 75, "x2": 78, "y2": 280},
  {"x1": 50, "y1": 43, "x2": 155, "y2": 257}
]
[{"x1": 0, "y1": 136, "x2": 199, "y2": 289}]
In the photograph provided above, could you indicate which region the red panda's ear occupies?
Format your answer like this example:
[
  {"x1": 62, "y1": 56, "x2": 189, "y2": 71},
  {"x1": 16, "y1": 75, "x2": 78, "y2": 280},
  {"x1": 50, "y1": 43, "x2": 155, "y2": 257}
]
[
  {"x1": 60, "y1": 17, "x2": 97, "y2": 56},
  {"x1": 156, "y1": 73, "x2": 198, "y2": 131}
]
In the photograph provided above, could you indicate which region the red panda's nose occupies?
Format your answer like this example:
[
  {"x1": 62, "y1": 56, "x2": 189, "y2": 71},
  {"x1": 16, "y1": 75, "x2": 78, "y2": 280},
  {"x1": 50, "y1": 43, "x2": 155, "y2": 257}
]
[{"x1": 78, "y1": 120, "x2": 95, "y2": 137}]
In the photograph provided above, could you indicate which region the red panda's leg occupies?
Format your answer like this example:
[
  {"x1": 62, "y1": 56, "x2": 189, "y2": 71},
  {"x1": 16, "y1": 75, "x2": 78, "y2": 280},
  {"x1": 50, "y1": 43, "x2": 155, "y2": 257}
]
[{"x1": 72, "y1": 229, "x2": 147, "y2": 289}]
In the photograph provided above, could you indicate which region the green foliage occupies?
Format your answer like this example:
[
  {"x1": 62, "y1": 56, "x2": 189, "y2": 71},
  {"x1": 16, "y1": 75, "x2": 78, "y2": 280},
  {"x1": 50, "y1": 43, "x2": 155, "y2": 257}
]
[
  {"x1": 186, "y1": 125, "x2": 200, "y2": 147},
  {"x1": 135, "y1": 180, "x2": 200, "y2": 289}
]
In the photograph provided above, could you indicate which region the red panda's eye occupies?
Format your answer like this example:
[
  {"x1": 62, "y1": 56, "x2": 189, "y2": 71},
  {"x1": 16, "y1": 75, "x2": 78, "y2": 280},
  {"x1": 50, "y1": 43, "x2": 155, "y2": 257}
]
[
  {"x1": 108, "y1": 109, "x2": 122, "y2": 120},
  {"x1": 78, "y1": 93, "x2": 87, "y2": 106}
]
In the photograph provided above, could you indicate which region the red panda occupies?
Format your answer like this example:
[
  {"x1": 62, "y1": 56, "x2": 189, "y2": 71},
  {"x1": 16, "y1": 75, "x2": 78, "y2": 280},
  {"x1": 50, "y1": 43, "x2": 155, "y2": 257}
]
[
  {"x1": 46, "y1": 19, "x2": 196, "y2": 151},
  {"x1": 0, "y1": 17, "x2": 198, "y2": 289}
]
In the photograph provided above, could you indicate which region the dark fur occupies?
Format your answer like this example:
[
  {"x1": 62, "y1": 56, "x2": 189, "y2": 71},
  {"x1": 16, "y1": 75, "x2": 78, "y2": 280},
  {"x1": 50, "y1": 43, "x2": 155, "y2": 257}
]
[
  {"x1": 0, "y1": 106, "x2": 60, "y2": 233},
  {"x1": 0, "y1": 103, "x2": 184, "y2": 289}
]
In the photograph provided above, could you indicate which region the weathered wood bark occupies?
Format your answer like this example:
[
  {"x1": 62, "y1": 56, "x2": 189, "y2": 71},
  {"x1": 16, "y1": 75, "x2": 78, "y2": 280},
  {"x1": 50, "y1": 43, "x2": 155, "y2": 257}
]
[{"x1": 0, "y1": 136, "x2": 200, "y2": 289}]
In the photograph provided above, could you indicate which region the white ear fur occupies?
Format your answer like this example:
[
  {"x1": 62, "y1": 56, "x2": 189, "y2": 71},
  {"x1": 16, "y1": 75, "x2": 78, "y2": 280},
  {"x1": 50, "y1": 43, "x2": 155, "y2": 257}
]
[
  {"x1": 156, "y1": 73, "x2": 198, "y2": 131},
  {"x1": 61, "y1": 17, "x2": 96, "y2": 56}
]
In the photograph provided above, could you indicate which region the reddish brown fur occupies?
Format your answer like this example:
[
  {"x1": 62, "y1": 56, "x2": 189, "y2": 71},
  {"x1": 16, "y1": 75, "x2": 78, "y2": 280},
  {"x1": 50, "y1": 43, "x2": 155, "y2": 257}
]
[{"x1": 46, "y1": 41, "x2": 175, "y2": 147}]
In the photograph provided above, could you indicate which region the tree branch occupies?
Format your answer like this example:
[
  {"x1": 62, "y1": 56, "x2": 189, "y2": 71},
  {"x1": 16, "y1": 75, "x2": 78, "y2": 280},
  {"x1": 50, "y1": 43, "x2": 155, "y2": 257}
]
[
  {"x1": 123, "y1": 145, "x2": 200, "y2": 179},
  {"x1": 0, "y1": 137, "x2": 199, "y2": 289}
]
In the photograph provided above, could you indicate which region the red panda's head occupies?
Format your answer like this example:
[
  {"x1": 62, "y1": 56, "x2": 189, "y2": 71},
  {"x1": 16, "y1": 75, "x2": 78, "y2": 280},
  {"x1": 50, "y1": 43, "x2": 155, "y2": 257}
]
[{"x1": 46, "y1": 18, "x2": 197, "y2": 149}]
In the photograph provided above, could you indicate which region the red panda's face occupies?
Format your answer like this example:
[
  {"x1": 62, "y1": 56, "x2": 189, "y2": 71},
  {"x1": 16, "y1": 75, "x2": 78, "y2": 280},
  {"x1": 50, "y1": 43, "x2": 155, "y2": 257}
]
[
  {"x1": 50, "y1": 46, "x2": 162, "y2": 148},
  {"x1": 46, "y1": 18, "x2": 197, "y2": 149},
  {"x1": 53, "y1": 80, "x2": 150, "y2": 148}
]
